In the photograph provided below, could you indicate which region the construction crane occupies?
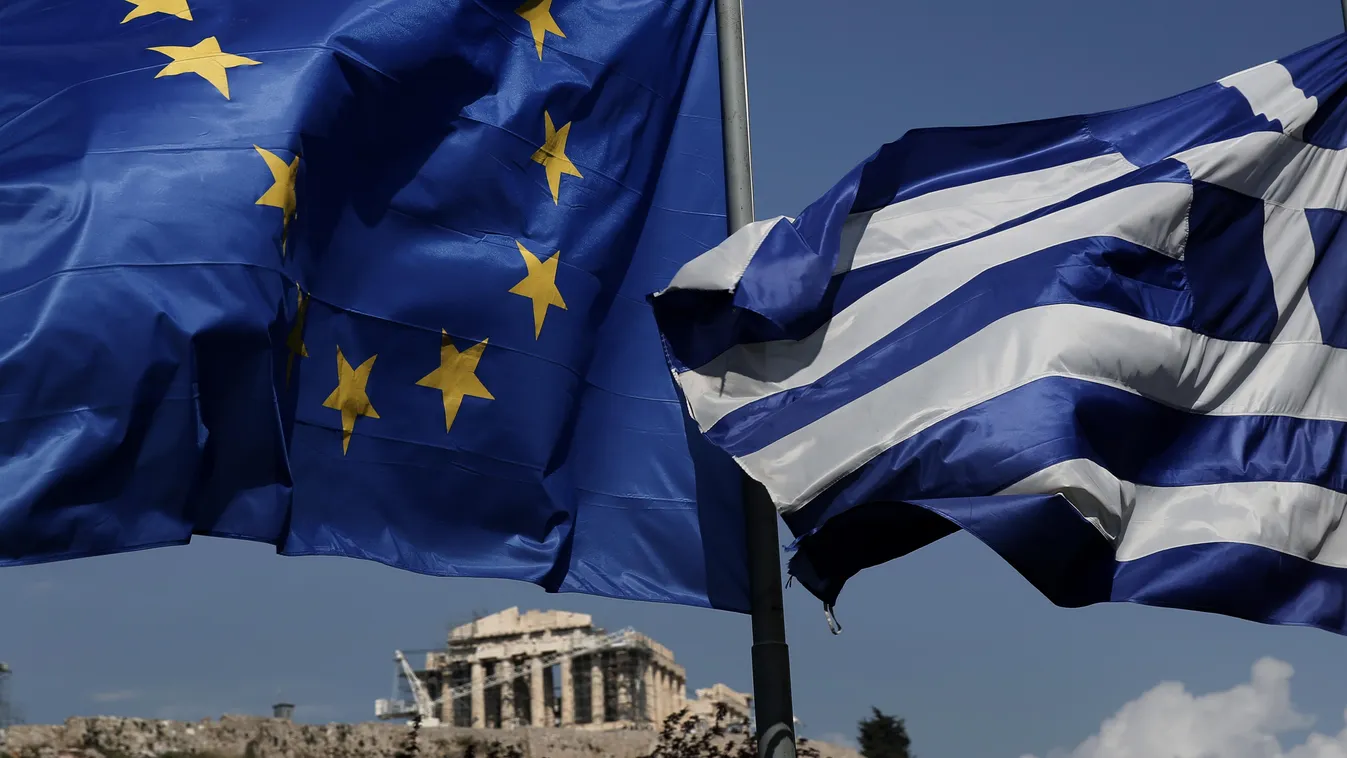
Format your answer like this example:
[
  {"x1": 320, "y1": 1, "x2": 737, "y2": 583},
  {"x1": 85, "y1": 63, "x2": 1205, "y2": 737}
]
[
  {"x1": 380, "y1": 650, "x2": 437, "y2": 724},
  {"x1": 375, "y1": 626, "x2": 646, "y2": 726}
]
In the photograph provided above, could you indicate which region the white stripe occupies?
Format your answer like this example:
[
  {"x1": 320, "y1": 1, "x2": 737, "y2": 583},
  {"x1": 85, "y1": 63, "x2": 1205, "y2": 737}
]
[
  {"x1": 838, "y1": 153, "x2": 1139, "y2": 272},
  {"x1": 1177, "y1": 132, "x2": 1347, "y2": 211},
  {"x1": 1002, "y1": 459, "x2": 1347, "y2": 567},
  {"x1": 735, "y1": 303, "x2": 1347, "y2": 512},
  {"x1": 663, "y1": 154, "x2": 1139, "y2": 296},
  {"x1": 678, "y1": 181, "x2": 1192, "y2": 431},
  {"x1": 663, "y1": 216, "x2": 787, "y2": 293},
  {"x1": 1219, "y1": 60, "x2": 1318, "y2": 137},
  {"x1": 1262, "y1": 203, "x2": 1323, "y2": 343}
]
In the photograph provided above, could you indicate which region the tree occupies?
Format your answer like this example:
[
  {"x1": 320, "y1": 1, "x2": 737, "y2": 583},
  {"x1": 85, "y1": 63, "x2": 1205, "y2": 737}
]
[
  {"x1": 857, "y1": 708, "x2": 913, "y2": 758},
  {"x1": 392, "y1": 713, "x2": 422, "y2": 758}
]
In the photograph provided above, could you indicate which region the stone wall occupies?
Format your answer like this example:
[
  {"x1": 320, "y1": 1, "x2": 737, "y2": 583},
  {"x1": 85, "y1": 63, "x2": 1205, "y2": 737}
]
[{"x1": 2, "y1": 717, "x2": 861, "y2": 758}]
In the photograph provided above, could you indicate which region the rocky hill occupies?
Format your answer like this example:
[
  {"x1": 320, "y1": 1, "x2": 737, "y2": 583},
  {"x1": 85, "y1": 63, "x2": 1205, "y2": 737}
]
[{"x1": 1, "y1": 716, "x2": 860, "y2": 758}]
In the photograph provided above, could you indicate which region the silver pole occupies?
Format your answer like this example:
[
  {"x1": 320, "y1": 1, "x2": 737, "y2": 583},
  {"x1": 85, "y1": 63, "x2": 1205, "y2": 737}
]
[
  {"x1": 717, "y1": 0, "x2": 755, "y2": 230},
  {"x1": 1341, "y1": 0, "x2": 1347, "y2": 31},
  {"x1": 714, "y1": 3, "x2": 796, "y2": 758}
]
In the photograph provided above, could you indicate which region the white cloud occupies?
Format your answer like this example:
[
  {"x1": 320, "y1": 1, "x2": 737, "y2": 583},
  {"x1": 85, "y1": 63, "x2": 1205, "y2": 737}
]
[
  {"x1": 90, "y1": 690, "x2": 140, "y2": 703},
  {"x1": 1024, "y1": 658, "x2": 1347, "y2": 758}
]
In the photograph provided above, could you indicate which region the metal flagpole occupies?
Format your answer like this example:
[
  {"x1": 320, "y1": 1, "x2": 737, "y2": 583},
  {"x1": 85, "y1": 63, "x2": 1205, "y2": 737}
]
[
  {"x1": 713, "y1": 2, "x2": 797, "y2": 758},
  {"x1": 1342, "y1": 0, "x2": 1347, "y2": 30}
]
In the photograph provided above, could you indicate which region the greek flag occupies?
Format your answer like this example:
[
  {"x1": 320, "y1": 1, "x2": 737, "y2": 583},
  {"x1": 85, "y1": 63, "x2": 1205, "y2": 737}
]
[{"x1": 652, "y1": 33, "x2": 1347, "y2": 632}]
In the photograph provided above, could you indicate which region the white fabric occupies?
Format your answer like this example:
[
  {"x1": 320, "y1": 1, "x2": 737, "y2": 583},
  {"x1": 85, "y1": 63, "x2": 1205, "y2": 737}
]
[
  {"x1": 1003, "y1": 459, "x2": 1347, "y2": 567},
  {"x1": 838, "y1": 153, "x2": 1140, "y2": 272},
  {"x1": 1261, "y1": 202, "x2": 1324, "y2": 343},
  {"x1": 1219, "y1": 60, "x2": 1318, "y2": 137},
  {"x1": 746, "y1": 302, "x2": 1347, "y2": 511},
  {"x1": 662, "y1": 215, "x2": 787, "y2": 293},
  {"x1": 677, "y1": 181, "x2": 1192, "y2": 431},
  {"x1": 1176, "y1": 132, "x2": 1347, "y2": 211}
]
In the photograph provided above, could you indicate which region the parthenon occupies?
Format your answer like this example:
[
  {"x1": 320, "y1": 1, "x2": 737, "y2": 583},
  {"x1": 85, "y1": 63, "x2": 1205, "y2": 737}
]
[{"x1": 379, "y1": 608, "x2": 751, "y2": 730}]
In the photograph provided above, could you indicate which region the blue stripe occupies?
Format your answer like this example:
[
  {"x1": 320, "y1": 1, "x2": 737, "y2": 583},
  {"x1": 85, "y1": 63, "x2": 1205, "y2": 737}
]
[
  {"x1": 698, "y1": 116, "x2": 1117, "y2": 333},
  {"x1": 1185, "y1": 181, "x2": 1281, "y2": 342},
  {"x1": 849, "y1": 116, "x2": 1105, "y2": 214},
  {"x1": 782, "y1": 376, "x2": 1347, "y2": 542},
  {"x1": 787, "y1": 490, "x2": 1347, "y2": 634},
  {"x1": 1307, "y1": 208, "x2": 1347, "y2": 349},
  {"x1": 707, "y1": 233, "x2": 1191, "y2": 456},
  {"x1": 1086, "y1": 82, "x2": 1277, "y2": 166},
  {"x1": 659, "y1": 159, "x2": 1191, "y2": 373},
  {"x1": 1281, "y1": 33, "x2": 1347, "y2": 150},
  {"x1": 655, "y1": 54, "x2": 1280, "y2": 354}
]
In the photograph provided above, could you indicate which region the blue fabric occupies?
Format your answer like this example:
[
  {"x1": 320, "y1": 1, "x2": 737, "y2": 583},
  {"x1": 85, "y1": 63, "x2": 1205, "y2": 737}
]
[
  {"x1": 1306, "y1": 208, "x2": 1347, "y2": 348},
  {"x1": 652, "y1": 37, "x2": 1298, "y2": 367},
  {"x1": 788, "y1": 493, "x2": 1347, "y2": 633},
  {"x1": 783, "y1": 375, "x2": 1347, "y2": 634},
  {"x1": 705, "y1": 235, "x2": 1190, "y2": 457},
  {"x1": 651, "y1": 31, "x2": 1347, "y2": 631},
  {"x1": 1184, "y1": 181, "x2": 1281, "y2": 342},
  {"x1": 785, "y1": 377, "x2": 1347, "y2": 541},
  {"x1": 1282, "y1": 35, "x2": 1347, "y2": 150},
  {"x1": 0, "y1": 0, "x2": 748, "y2": 611}
]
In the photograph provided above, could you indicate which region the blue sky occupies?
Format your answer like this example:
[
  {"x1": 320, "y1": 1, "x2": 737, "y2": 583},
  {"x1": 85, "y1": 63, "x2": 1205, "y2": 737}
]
[{"x1": 7, "y1": 2, "x2": 1347, "y2": 757}]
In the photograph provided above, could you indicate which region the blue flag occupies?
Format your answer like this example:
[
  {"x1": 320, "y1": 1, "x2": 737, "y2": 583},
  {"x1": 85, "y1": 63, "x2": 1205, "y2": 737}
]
[
  {"x1": 653, "y1": 34, "x2": 1347, "y2": 631},
  {"x1": 0, "y1": 0, "x2": 748, "y2": 611}
]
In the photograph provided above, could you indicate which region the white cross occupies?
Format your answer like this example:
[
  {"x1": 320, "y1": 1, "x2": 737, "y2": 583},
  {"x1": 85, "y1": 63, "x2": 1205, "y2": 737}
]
[{"x1": 1175, "y1": 60, "x2": 1337, "y2": 343}]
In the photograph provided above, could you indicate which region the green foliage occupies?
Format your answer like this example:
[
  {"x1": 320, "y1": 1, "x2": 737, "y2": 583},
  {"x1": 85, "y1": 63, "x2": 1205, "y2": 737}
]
[{"x1": 857, "y1": 708, "x2": 913, "y2": 758}]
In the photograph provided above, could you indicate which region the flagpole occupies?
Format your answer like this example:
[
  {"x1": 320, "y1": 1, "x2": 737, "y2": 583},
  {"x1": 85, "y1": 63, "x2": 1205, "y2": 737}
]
[
  {"x1": 1341, "y1": 0, "x2": 1347, "y2": 30},
  {"x1": 713, "y1": 2, "x2": 797, "y2": 758}
]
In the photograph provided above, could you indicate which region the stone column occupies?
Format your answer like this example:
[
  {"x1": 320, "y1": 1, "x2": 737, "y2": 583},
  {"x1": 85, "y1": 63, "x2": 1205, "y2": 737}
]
[
  {"x1": 650, "y1": 667, "x2": 662, "y2": 725},
  {"x1": 440, "y1": 682, "x2": 454, "y2": 725},
  {"x1": 499, "y1": 658, "x2": 515, "y2": 728},
  {"x1": 471, "y1": 661, "x2": 485, "y2": 728},
  {"x1": 642, "y1": 658, "x2": 656, "y2": 725},
  {"x1": 530, "y1": 656, "x2": 546, "y2": 727},
  {"x1": 615, "y1": 653, "x2": 630, "y2": 723},
  {"x1": 544, "y1": 665, "x2": 556, "y2": 725},
  {"x1": 560, "y1": 659, "x2": 575, "y2": 726},
  {"x1": 657, "y1": 670, "x2": 668, "y2": 721},
  {"x1": 590, "y1": 655, "x2": 604, "y2": 724}
]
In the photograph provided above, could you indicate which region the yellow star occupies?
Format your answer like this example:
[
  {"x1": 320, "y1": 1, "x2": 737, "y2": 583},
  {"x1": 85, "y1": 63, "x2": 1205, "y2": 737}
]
[
  {"x1": 322, "y1": 347, "x2": 379, "y2": 454},
  {"x1": 285, "y1": 289, "x2": 310, "y2": 386},
  {"x1": 147, "y1": 37, "x2": 260, "y2": 99},
  {"x1": 530, "y1": 111, "x2": 582, "y2": 204},
  {"x1": 254, "y1": 146, "x2": 300, "y2": 255},
  {"x1": 417, "y1": 331, "x2": 493, "y2": 434},
  {"x1": 509, "y1": 241, "x2": 568, "y2": 339},
  {"x1": 122, "y1": 0, "x2": 192, "y2": 22},
  {"x1": 516, "y1": 0, "x2": 565, "y2": 60}
]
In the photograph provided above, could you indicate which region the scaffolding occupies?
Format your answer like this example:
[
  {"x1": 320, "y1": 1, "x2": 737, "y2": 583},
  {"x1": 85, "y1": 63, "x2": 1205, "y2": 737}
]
[{"x1": 376, "y1": 626, "x2": 663, "y2": 728}]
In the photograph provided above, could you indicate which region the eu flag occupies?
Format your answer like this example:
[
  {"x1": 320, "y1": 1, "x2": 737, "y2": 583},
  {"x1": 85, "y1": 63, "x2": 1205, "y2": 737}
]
[{"x1": 0, "y1": 0, "x2": 748, "y2": 610}]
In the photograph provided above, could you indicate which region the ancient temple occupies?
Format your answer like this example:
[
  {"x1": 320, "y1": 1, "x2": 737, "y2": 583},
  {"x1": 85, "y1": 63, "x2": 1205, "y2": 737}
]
[{"x1": 382, "y1": 607, "x2": 751, "y2": 730}]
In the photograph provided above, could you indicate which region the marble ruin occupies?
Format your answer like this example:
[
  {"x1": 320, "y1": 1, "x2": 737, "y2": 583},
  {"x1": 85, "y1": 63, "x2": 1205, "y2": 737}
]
[{"x1": 378, "y1": 608, "x2": 751, "y2": 731}]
